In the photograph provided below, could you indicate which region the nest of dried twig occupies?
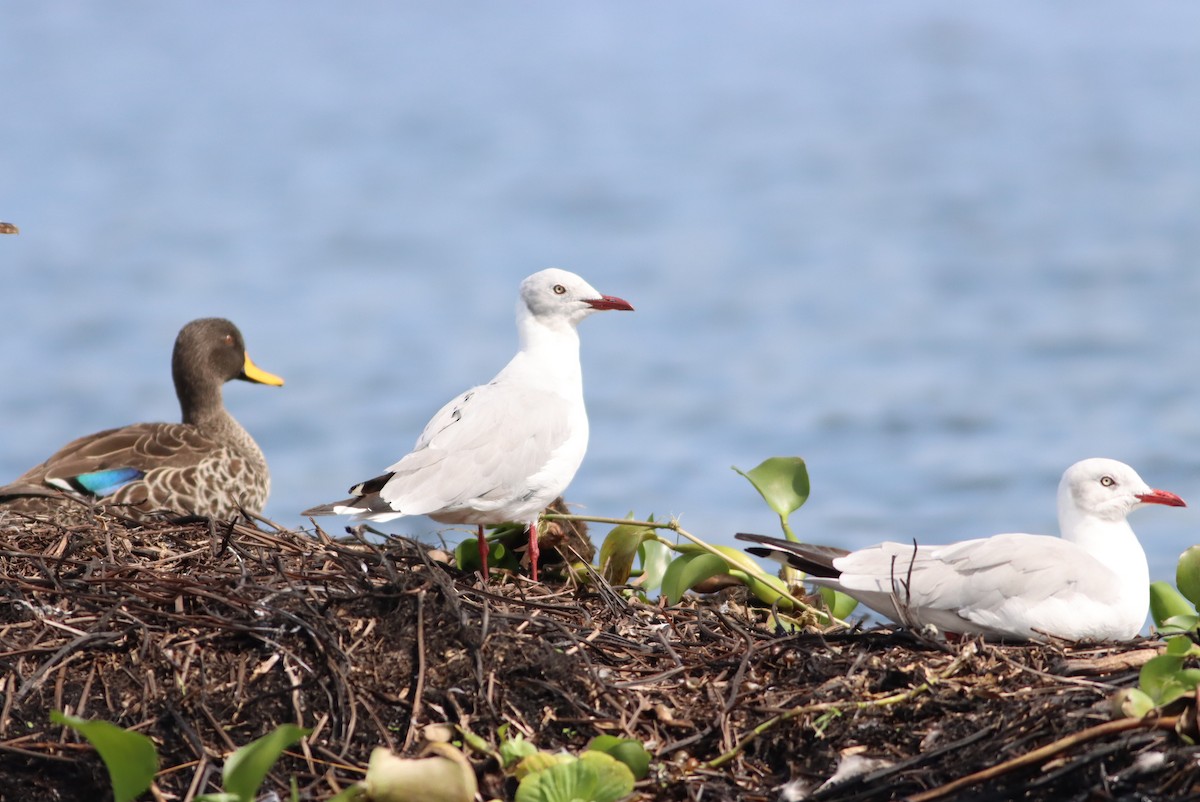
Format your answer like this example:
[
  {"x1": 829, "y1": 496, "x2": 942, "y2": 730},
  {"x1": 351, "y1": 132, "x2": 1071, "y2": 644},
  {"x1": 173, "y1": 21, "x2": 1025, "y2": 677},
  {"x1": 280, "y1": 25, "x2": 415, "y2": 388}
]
[{"x1": 0, "y1": 511, "x2": 1197, "y2": 801}]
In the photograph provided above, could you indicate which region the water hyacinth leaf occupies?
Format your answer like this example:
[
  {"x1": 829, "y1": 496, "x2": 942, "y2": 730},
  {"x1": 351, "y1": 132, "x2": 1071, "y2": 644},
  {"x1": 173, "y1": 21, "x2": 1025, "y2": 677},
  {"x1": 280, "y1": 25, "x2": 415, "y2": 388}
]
[
  {"x1": 586, "y1": 736, "x2": 651, "y2": 780},
  {"x1": 51, "y1": 711, "x2": 158, "y2": 802},
  {"x1": 733, "y1": 457, "x2": 810, "y2": 528},
  {"x1": 1149, "y1": 581, "x2": 1196, "y2": 630},
  {"x1": 730, "y1": 569, "x2": 795, "y2": 612},
  {"x1": 514, "y1": 752, "x2": 571, "y2": 781},
  {"x1": 212, "y1": 724, "x2": 309, "y2": 802},
  {"x1": 500, "y1": 732, "x2": 538, "y2": 768},
  {"x1": 455, "y1": 537, "x2": 517, "y2": 575},
  {"x1": 1159, "y1": 613, "x2": 1200, "y2": 635},
  {"x1": 1111, "y1": 687, "x2": 1156, "y2": 719},
  {"x1": 454, "y1": 538, "x2": 481, "y2": 572},
  {"x1": 710, "y1": 543, "x2": 771, "y2": 575},
  {"x1": 599, "y1": 519, "x2": 655, "y2": 585},
  {"x1": 662, "y1": 552, "x2": 729, "y2": 605},
  {"x1": 1138, "y1": 655, "x2": 1182, "y2": 704},
  {"x1": 1137, "y1": 647, "x2": 1200, "y2": 707},
  {"x1": 819, "y1": 587, "x2": 860, "y2": 620},
  {"x1": 637, "y1": 538, "x2": 672, "y2": 593},
  {"x1": 514, "y1": 751, "x2": 635, "y2": 802},
  {"x1": 1177, "y1": 546, "x2": 1200, "y2": 608},
  {"x1": 1164, "y1": 634, "x2": 1200, "y2": 658}
]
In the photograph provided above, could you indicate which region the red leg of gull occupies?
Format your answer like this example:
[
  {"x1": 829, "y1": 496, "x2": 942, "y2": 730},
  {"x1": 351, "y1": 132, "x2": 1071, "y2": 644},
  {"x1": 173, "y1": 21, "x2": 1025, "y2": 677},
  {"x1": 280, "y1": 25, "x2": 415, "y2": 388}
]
[
  {"x1": 477, "y1": 524, "x2": 490, "y2": 580},
  {"x1": 528, "y1": 521, "x2": 540, "y2": 582}
]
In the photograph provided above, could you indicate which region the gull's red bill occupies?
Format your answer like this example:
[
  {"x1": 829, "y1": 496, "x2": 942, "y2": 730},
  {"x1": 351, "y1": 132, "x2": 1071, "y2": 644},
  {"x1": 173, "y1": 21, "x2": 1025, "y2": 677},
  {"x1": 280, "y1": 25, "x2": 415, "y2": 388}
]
[{"x1": 585, "y1": 294, "x2": 634, "y2": 312}]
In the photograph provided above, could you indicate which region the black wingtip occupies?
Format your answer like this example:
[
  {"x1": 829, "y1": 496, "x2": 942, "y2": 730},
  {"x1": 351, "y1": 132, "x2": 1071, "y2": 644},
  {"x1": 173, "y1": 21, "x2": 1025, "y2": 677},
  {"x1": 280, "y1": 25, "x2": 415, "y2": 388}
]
[
  {"x1": 301, "y1": 499, "x2": 354, "y2": 517},
  {"x1": 735, "y1": 532, "x2": 846, "y2": 578},
  {"x1": 350, "y1": 472, "x2": 394, "y2": 497}
]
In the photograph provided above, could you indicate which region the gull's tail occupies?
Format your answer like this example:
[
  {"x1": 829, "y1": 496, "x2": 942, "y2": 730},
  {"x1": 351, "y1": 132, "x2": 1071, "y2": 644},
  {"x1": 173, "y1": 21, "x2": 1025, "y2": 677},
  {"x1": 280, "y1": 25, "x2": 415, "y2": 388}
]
[{"x1": 734, "y1": 532, "x2": 848, "y2": 578}]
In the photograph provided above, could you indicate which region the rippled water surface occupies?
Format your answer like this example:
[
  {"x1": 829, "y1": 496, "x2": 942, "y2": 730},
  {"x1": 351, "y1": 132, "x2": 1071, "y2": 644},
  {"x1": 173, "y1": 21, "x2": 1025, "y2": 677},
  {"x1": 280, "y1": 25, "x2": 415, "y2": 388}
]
[{"x1": 2, "y1": 3, "x2": 1199, "y2": 591}]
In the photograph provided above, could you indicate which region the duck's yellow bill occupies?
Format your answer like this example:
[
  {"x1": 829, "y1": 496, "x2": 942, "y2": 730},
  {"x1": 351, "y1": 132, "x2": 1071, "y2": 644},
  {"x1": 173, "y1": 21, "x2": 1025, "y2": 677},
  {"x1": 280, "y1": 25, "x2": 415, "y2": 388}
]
[{"x1": 242, "y1": 353, "x2": 285, "y2": 386}]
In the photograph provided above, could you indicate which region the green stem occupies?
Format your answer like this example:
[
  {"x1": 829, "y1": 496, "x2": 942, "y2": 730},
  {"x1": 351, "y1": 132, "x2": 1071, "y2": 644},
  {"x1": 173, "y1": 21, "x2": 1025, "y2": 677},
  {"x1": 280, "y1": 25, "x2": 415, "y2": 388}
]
[{"x1": 780, "y1": 515, "x2": 798, "y2": 543}]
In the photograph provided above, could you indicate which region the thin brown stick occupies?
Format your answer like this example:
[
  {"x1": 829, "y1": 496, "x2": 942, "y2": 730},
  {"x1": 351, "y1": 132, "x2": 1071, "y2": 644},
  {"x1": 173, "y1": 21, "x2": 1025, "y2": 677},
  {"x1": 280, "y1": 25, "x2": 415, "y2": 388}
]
[
  {"x1": 402, "y1": 589, "x2": 428, "y2": 751},
  {"x1": 906, "y1": 715, "x2": 1181, "y2": 802}
]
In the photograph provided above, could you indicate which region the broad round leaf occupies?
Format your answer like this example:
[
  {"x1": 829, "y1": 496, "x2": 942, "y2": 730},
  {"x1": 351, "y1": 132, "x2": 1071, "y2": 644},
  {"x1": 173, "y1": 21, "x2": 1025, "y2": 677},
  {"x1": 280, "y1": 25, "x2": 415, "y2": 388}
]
[
  {"x1": 1177, "y1": 546, "x2": 1200, "y2": 608},
  {"x1": 733, "y1": 457, "x2": 811, "y2": 523},
  {"x1": 586, "y1": 736, "x2": 651, "y2": 780},
  {"x1": 1139, "y1": 652, "x2": 1188, "y2": 704},
  {"x1": 515, "y1": 752, "x2": 635, "y2": 802},
  {"x1": 1149, "y1": 581, "x2": 1196, "y2": 630}
]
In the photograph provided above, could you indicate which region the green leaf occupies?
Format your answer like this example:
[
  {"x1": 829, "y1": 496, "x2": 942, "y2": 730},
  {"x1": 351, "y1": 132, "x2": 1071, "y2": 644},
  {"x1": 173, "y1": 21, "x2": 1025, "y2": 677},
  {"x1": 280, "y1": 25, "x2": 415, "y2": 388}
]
[
  {"x1": 1164, "y1": 634, "x2": 1200, "y2": 658},
  {"x1": 1149, "y1": 581, "x2": 1196, "y2": 629},
  {"x1": 454, "y1": 537, "x2": 482, "y2": 572},
  {"x1": 661, "y1": 552, "x2": 729, "y2": 605},
  {"x1": 1178, "y1": 546, "x2": 1200, "y2": 609},
  {"x1": 455, "y1": 535, "x2": 518, "y2": 574},
  {"x1": 636, "y1": 539, "x2": 672, "y2": 594},
  {"x1": 733, "y1": 457, "x2": 810, "y2": 528},
  {"x1": 1159, "y1": 613, "x2": 1200, "y2": 635},
  {"x1": 586, "y1": 736, "x2": 651, "y2": 780},
  {"x1": 730, "y1": 569, "x2": 795, "y2": 612},
  {"x1": 500, "y1": 733, "x2": 538, "y2": 769},
  {"x1": 598, "y1": 519, "x2": 655, "y2": 585},
  {"x1": 1111, "y1": 687, "x2": 1157, "y2": 719},
  {"x1": 52, "y1": 711, "x2": 158, "y2": 802},
  {"x1": 1137, "y1": 651, "x2": 1199, "y2": 706},
  {"x1": 325, "y1": 784, "x2": 367, "y2": 802},
  {"x1": 515, "y1": 751, "x2": 635, "y2": 802},
  {"x1": 514, "y1": 752, "x2": 572, "y2": 781},
  {"x1": 210, "y1": 724, "x2": 309, "y2": 802},
  {"x1": 818, "y1": 587, "x2": 859, "y2": 620}
]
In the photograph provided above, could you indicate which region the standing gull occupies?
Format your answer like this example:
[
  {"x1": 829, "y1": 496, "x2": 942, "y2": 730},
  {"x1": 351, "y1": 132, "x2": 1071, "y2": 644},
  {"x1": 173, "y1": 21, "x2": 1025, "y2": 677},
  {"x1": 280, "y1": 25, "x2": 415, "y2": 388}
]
[
  {"x1": 303, "y1": 268, "x2": 633, "y2": 580},
  {"x1": 0, "y1": 318, "x2": 284, "y2": 521},
  {"x1": 737, "y1": 458, "x2": 1185, "y2": 641}
]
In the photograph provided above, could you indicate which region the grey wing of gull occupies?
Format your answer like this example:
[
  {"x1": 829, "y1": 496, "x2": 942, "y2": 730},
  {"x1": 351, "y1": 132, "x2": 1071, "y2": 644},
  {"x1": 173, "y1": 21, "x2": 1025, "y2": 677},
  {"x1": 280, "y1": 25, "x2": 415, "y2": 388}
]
[
  {"x1": 836, "y1": 534, "x2": 1117, "y2": 628},
  {"x1": 380, "y1": 381, "x2": 574, "y2": 516}
]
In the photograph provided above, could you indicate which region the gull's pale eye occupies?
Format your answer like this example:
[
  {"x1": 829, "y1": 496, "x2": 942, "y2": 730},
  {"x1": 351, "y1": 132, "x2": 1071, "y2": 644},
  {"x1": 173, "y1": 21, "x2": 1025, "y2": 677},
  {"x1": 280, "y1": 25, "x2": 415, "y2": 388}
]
[
  {"x1": 1100, "y1": 476, "x2": 1115, "y2": 487},
  {"x1": 553, "y1": 284, "x2": 567, "y2": 295}
]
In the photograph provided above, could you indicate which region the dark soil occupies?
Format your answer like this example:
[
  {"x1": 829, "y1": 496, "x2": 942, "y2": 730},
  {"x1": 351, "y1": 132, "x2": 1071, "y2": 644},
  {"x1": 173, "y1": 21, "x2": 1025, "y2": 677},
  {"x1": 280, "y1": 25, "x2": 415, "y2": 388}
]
[{"x1": 1, "y1": 511, "x2": 1198, "y2": 801}]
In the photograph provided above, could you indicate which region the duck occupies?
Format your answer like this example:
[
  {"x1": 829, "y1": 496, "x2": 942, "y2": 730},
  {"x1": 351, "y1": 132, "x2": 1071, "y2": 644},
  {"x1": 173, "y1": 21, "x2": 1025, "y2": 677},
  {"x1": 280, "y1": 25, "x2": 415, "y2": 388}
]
[
  {"x1": 737, "y1": 458, "x2": 1185, "y2": 641},
  {"x1": 303, "y1": 268, "x2": 633, "y2": 580},
  {"x1": 0, "y1": 317, "x2": 283, "y2": 521}
]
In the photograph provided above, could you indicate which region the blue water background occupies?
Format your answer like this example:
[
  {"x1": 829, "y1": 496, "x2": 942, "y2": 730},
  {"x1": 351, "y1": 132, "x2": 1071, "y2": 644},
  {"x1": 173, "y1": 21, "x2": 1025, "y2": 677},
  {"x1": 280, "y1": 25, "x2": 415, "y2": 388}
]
[{"x1": 2, "y1": 3, "x2": 1199, "y2": 589}]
